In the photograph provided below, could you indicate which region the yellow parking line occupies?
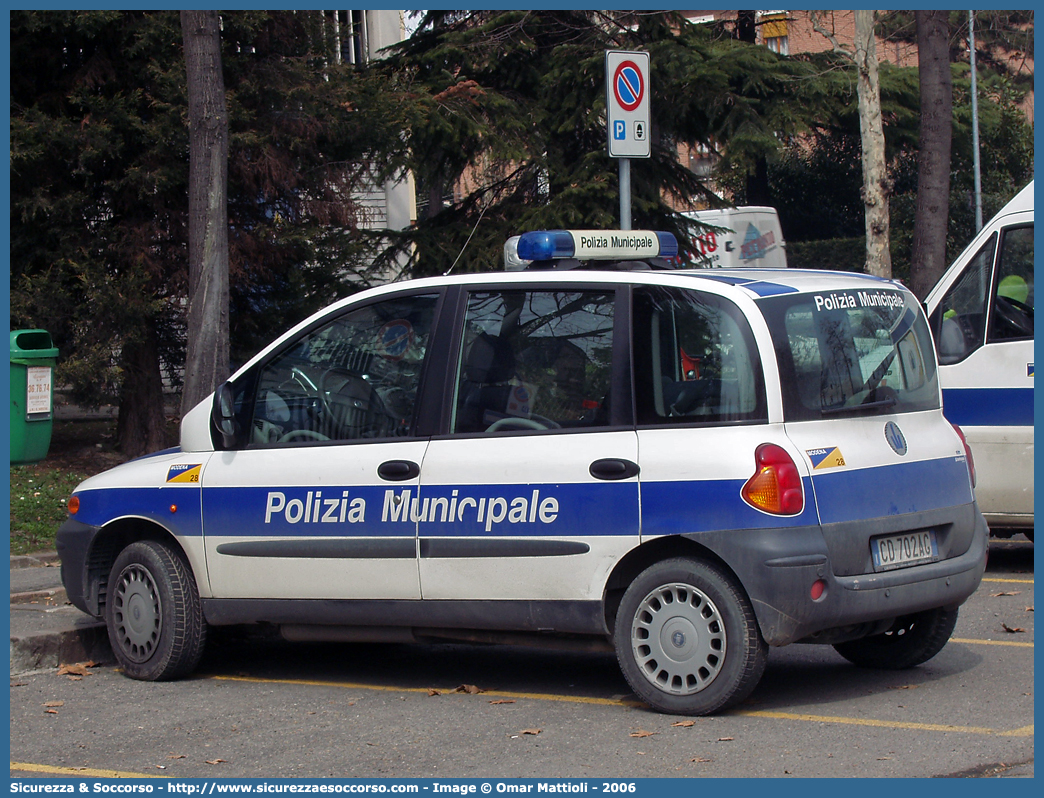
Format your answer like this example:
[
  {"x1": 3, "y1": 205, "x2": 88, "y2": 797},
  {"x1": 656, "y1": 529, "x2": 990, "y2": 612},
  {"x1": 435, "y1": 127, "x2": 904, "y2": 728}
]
[
  {"x1": 10, "y1": 761, "x2": 164, "y2": 778},
  {"x1": 998, "y1": 725, "x2": 1035, "y2": 737},
  {"x1": 981, "y1": 577, "x2": 1034, "y2": 584},
  {"x1": 734, "y1": 711, "x2": 1031, "y2": 737},
  {"x1": 210, "y1": 675, "x2": 1029, "y2": 737},
  {"x1": 951, "y1": 637, "x2": 1034, "y2": 648},
  {"x1": 211, "y1": 674, "x2": 644, "y2": 707}
]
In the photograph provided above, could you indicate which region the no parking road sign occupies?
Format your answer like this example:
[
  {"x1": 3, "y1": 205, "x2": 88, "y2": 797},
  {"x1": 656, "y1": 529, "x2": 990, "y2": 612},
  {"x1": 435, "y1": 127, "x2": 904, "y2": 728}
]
[{"x1": 606, "y1": 50, "x2": 650, "y2": 158}]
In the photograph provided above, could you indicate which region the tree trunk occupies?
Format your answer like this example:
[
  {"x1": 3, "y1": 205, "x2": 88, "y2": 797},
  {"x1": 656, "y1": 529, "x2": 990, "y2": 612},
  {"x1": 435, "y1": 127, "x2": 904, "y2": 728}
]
[
  {"x1": 736, "y1": 10, "x2": 756, "y2": 44},
  {"x1": 735, "y1": 10, "x2": 771, "y2": 205},
  {"x1": 115, "y1": 330, "x2": 168, "y2": 458},
  {"x1": 909, "y1": 10, "x2": 954, "y2": 299},
  {"x1": 181, "y1": 10, "x2": 230, "y2": 417},
  {"x1": 854, "y1": 10, "x2": 892, "y2": 279}
]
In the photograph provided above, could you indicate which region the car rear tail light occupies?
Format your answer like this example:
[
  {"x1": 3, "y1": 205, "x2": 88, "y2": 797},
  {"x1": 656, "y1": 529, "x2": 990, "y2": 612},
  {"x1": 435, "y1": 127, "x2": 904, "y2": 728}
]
[
  {"x1": 741, "y1": 443, "x2": 804, "y2": 515},
  {"x1": 951, "y1": 423, "x2": 976, "y2": 488}
]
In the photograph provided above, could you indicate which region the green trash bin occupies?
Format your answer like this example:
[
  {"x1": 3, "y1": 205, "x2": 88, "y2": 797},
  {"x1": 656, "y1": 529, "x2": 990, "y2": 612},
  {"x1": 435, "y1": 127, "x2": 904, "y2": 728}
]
[{"x1": 10, "y1": 329, "x2": 59, "y2": 464}]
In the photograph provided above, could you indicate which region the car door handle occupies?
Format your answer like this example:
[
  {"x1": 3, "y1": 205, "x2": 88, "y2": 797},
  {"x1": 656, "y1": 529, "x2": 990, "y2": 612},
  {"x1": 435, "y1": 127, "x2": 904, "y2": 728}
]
[
  {"x1": 377, "y1": 460, "x2": 420, "y2": 481},
  {"x1": 589, "y1": 458, "x2": 640, "y2": 481}
]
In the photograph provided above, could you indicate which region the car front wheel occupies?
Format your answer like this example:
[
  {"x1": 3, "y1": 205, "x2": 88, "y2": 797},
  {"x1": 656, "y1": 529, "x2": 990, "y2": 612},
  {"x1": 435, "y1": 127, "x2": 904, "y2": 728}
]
[
  {"x1": 832, "y1": 607, "x2": 958, "y2": 669},
  {"x1": 105, "y1": 540, "x2": 207, "y2": 680},
  {"x1": 614, "y1": 557, "x2": 767, "y2": 715}
]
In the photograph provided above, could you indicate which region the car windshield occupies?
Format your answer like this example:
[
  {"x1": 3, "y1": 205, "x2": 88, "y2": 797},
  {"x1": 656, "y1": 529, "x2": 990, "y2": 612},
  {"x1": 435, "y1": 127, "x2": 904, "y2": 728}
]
[{"x1": 758, "y1": 287, "x2": 940, "y2": 421}]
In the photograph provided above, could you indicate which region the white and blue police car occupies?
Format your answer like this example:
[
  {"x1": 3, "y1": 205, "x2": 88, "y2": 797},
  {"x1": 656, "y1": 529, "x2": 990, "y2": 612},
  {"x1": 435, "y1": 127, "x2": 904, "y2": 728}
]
[{"x1": 57, "y1": 229, "x2": 988, "y2": 715}]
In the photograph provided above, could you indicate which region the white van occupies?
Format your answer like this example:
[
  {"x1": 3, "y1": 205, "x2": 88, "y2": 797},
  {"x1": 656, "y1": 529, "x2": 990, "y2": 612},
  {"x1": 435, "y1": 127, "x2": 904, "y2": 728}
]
[
  {"x1": 681, "y1": 206, "x2": 787, "y2": 269},
  {"x1": 924, "y1": 182, "x2": 1034, "y2": 538}
]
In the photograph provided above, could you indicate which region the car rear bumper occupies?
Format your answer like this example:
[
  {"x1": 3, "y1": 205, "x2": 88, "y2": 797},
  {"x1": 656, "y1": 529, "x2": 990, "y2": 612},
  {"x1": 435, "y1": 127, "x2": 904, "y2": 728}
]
[{"x1": 689, "y1": 503, "x2": 989, "y2": 646}]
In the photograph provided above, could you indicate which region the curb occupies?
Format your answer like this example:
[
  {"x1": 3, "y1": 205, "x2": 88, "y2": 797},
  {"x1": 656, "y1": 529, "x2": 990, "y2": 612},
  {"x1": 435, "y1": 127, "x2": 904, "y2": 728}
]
[
  {"x1": 10, "y1": 621, "x2": 113, "y2": 676},
  {"x1": 11, "y1": 587, "x2": 68, "y2": 605},
  {"x1": 10, "y1": 552, "x2": 61, "y2": 569},
  {"x1": 10, "y1": 551, "x2": 114, "y2": 675}
]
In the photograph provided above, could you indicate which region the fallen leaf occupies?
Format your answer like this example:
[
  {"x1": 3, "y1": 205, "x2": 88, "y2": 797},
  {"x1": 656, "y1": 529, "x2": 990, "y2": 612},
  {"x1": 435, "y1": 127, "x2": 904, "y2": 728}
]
[
  {"x1": 1002, "y1": 623, "x2": 1026, "y2": 633},
  {"x1": 877, "y1": 757, "x2": 892, "y2": 761},
  {"x1": 155, "y1": 766, "x2": 166, "y2": 770},
  {"x1": 671, "y1": 720, "x2": 695, "y2": 727},
  {"x1": 520, "y1": 728, "x2": 542, "y2": 735},
  {"x1": 454, "y1": 684, "x2": 484, "y2": 694},
  {"x1": 44, "y1": 709, "x2": 59, "y2": 715},
  {"x1": 427, "y1": 688, "x2": 442, "y2": 696},
  {"x1": 11, "y1": 682, "x2": 27, "y2": 687},
  {"x1": 43, "y1": 701, "x2": 65, "y2": 708},
  {"x1": 1026, "y1": 606, "x2": 1034, "y2": 612},
  {"x1": 630, "y1": 730, "x2": 658, "y2": 738},
  {"x1": 718, "y1": 737, "x2": 734, "y2": 742},
  {"x1": 205, "y1": 759, "x2": 226, "y2": 765},
  {"x1": 690, "y1": 757, "x2": 712, "y2": 763},
  {"x1": 489, "y1": 699, "x2": 516, "y2": 705},
  {"x1": 991, "y1": 591, "x2": 1021, "y2": 597},
  {"x1": 57, "y1": 663, "x2": 94, "y2": 678},
  {"x1": 168, "y1": 755, "x2": 186, "y2": 761}
]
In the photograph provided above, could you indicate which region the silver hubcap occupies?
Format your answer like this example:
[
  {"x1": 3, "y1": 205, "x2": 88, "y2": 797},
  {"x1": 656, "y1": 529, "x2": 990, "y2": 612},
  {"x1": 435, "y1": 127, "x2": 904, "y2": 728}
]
[
  {"x1": 113, "y1": 564, "x2": 161, "y2": 663},
  {"x1": 631, "y1": 582, "x2": 726, "y2": 695}
]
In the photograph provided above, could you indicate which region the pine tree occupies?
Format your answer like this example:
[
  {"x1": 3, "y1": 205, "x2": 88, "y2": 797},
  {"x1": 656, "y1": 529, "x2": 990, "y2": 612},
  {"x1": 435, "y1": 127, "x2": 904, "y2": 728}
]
[{"x1": 10, "y1": 11, "x2": 415, "y2": 454}]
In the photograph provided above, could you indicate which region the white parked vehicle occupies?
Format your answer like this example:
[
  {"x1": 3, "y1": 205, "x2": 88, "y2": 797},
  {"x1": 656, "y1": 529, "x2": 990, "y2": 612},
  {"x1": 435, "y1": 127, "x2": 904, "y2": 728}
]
[
  {"x1": 58, "y1": 229, "x2": 986, "y2": 715},
  {"x1": 924, "y1": 182, "x2": 1034, "y2": 538},
  {"x1": 681, "y1": 206, "x2": 787, "y2": 269}
]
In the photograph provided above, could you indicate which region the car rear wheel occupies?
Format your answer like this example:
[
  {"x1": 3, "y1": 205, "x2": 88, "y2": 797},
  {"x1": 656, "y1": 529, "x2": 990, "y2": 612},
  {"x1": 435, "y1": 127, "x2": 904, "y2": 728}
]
[
  {"x1": 613, "y1": 557, "x2": 767, "y2": 715},
  {"x1": 832, "y1": 607, "x2": 958, "y2": 669},
  {"x1": 105, "y1": 540, "x2": 207, "y2": 681}
]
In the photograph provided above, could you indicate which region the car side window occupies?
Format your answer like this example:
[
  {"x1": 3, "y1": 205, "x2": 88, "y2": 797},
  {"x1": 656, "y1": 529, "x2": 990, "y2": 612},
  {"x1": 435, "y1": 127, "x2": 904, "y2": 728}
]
[
  {"x1": 250, "y1": 293, "x2": 439, "y2": 445},
  {"x1": 988, "y1": 224, "x2": 1033, "y2": 342},
  {"x1": 632, "y1": 286, "x2": 766, "y2": 425},
  {"x1": 451, "y1": 290, "x2": 615, "y2": 433},
  {"x1": 929, "y1": 234, "x2": 996, "y2": 364}
]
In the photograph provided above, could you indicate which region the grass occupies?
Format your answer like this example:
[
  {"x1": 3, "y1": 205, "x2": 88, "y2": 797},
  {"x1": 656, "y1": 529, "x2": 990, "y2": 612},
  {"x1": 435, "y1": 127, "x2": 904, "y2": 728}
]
[
  {"x1": 9, "y1": 466, "x2": 89, "y2": 555},
  {"x1": 9, "y1": 420, "x2": 126, "y2": 556}
]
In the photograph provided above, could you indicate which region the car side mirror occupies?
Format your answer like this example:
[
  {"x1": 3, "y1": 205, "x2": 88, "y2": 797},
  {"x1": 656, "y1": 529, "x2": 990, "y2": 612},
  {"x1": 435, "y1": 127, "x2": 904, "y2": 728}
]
[{"x1": 211, "y1": 381, "x2": 239, "y2": 450}]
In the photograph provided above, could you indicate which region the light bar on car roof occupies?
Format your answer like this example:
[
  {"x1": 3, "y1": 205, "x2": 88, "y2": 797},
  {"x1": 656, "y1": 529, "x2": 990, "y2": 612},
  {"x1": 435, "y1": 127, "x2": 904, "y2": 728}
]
[{"x1": 515, "y1": 230, "x2": 678, "y2": 262}]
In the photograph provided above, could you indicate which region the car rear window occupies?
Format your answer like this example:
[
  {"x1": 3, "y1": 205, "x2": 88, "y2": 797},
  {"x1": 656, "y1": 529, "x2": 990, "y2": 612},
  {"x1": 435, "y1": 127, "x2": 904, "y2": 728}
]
[
  {"x1": 758, "y1": 287, "x2": 940, "y2": 421},
  {"x1": 632, "y1": 286, "x2": 767, "y2": 425}
]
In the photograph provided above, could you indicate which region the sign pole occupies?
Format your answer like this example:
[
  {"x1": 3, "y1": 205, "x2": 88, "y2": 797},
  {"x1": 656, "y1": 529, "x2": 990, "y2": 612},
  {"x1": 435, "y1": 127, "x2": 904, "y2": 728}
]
[{"x1": 619, "y1": 159, "x2": 631, "y2": 230}]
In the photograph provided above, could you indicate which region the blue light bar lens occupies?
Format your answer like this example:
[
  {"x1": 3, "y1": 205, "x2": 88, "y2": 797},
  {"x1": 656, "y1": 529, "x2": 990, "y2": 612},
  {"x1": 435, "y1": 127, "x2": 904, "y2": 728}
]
[
  {"x1": 516, "y1": 230, "x2": 575, "y2": 261},
  {"x1": 656, "y1": 232, "x2": 679, "y2": 258}
]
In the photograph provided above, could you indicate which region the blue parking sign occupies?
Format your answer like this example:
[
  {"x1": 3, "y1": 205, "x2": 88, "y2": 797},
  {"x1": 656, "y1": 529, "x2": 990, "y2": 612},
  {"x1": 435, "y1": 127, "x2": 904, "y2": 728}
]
[{"x1": 613, "y1": 120, "x2": 625, "y2": 140}]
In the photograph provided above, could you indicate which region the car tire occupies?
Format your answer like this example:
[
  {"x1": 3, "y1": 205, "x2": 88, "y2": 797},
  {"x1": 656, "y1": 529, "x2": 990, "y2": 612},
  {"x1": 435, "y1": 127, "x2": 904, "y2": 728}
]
[
  {"x1": 613, "y1": 557, "x2": 767, "y2": 715},
  {"x1": 105, "y1": 540, "x2": 207, "y2": 681},
  {"x1": 832, "y1": 607, "x2": 958, "y2": 670}
]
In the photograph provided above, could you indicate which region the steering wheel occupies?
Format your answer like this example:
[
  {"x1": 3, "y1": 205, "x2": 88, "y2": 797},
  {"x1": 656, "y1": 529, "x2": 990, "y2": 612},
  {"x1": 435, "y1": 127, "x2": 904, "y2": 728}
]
[
  {"x1": 319, "y1": 367, "x2": 370, "y2": 414},
  {"x1": 994, "y1": 294, "x2": 1034, "y2": 337},
  {"x1": 486, "y1": 416, "x2": 550, "y2": 432},
  {"x1": 277, "y1": 429, "x2": 331, "y2": 444},
  {"x1": 319, "y1": 366, "x2": 399, "y2": 437}
]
